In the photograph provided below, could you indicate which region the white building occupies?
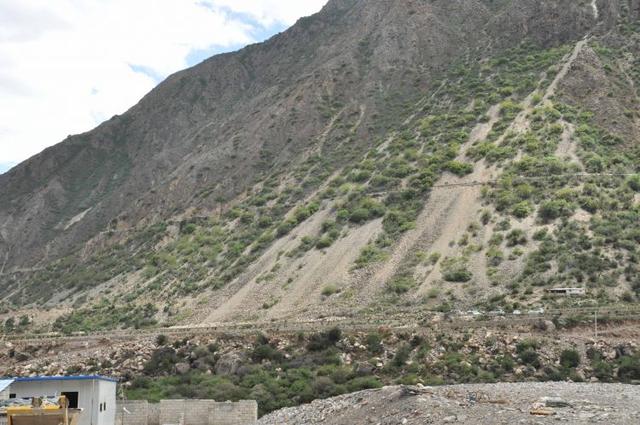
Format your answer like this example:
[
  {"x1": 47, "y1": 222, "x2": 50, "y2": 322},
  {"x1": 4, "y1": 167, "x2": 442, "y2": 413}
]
[
  {"x1": 7, "y1": 375, "x2": 116, "y2": 425},
  {"x1": 0, "y1": 380, "x2": 13, "y2": 401}
]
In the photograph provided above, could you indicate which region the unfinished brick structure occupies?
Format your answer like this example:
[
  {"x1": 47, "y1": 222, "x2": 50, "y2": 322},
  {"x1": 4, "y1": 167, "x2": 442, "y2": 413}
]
[{"x1": 116, "y1": 400, "x2": 257, "y2": 425}]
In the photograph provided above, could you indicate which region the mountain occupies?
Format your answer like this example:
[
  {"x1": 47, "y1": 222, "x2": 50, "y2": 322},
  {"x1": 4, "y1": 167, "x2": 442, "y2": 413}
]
[{"x1": 0, "y1": 0, "x2": 638, "y2": 332}]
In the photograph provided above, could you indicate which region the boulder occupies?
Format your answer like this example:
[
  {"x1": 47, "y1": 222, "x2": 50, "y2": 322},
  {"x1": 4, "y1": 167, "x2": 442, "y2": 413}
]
[
  {"x1": 356, "y1": 363, "x2": 374, "y2": 376},
  {"x1": 215, "y1": 352, "x2": 243, "y2": 376},
  {"x1": 541, "y1": 397, "x2": 572, "y2": 408},
  {"x1": 175, "y1": 362, "x2": 191, "y2": 375}
]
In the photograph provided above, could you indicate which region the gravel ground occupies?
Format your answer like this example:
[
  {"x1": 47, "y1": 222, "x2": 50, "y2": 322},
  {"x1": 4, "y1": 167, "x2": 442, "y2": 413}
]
[{"x1": 258, "y1": 383, "x2": 640, "y2": 424}]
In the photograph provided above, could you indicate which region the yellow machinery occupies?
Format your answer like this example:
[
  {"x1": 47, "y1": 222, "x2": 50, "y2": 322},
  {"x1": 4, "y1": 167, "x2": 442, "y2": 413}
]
[{"x1": 6, "y1": 396, "x2": 82, "y2": 425}]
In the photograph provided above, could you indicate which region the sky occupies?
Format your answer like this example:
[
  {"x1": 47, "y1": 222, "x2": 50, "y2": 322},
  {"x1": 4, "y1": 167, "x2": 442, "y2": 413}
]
[{"x1": 0, "y1": 0, "x2": 329, "y2": 174}]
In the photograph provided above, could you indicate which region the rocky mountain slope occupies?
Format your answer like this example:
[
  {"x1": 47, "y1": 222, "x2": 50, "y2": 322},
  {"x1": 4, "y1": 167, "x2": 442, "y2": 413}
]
[
  {"x1": 2, "y1": 320, "x2": 639, "y2": 417},
  {"x1": 0, "y1": 0, "x2": 639, "y2": 332}
]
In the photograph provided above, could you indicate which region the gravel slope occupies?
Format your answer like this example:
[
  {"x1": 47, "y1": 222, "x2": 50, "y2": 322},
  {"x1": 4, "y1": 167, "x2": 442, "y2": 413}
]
[{"x1": 258, "y1": 383, "x2": 640, "y2": 425}]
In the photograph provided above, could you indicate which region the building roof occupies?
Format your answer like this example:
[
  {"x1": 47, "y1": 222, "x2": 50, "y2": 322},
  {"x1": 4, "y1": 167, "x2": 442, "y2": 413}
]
[
  {"x1": 0, "y1": 379, "x2": 14, "y2": 392},
  {"x1": 12, "y1": 375, "x2": 117, "y2": 383}
]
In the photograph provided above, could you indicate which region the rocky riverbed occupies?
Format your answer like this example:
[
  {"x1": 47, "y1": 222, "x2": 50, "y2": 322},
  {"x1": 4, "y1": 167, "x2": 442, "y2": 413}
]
[{"x1": 258, "y1": 383, "x2": 640, "y2": 424}]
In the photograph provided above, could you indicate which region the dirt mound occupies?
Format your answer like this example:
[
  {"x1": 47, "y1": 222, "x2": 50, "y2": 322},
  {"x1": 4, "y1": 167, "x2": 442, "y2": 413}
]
[{"x1": 258, "y1": 383, "x2": 640, "y2": 425}]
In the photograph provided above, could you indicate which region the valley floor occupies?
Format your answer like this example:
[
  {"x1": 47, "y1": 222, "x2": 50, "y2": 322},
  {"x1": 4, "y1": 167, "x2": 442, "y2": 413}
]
[{"x1": 258, "y1": 383, "x2": 640, "y2": 425}]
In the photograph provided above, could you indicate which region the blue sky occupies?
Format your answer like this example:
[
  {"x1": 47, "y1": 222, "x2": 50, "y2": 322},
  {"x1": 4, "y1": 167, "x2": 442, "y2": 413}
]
[{"x1": 0, "y1": 0, "x2": 328, "y2": 171}]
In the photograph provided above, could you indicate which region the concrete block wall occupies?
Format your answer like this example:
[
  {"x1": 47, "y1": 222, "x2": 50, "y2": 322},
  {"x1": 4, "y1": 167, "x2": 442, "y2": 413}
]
[
  {"x1": 160, "y1": 400, "x2": 210, "y2": 425},
  {"x1": 116, "y1": 399, "x2": 257, "y2": 425},
  {"x1": 148, "y1": 403, "x2": 160, "y2": 425},
  {"x1": 117, "y1": 400, "x2": 149, "y2": 425},
  {"x1": 210, "y1": 400, "x2": 258, "y2": 425}
]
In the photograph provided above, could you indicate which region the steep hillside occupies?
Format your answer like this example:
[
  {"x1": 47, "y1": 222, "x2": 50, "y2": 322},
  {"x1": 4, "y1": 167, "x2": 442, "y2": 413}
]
[{"x1": 0, "y1": 0, "x2": 638, "y2": 333}]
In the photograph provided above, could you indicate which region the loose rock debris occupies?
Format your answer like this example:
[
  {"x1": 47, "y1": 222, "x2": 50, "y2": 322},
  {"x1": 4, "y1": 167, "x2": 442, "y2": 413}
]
[{"x1": 258, "y1": 382, "x2": 640, "y2": 424}]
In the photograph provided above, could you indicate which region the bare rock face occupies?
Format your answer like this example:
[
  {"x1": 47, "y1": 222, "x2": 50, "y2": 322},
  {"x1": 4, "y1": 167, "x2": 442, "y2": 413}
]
[{"x1": 214, "y1": 352, "x2": 244, "y2": 376}]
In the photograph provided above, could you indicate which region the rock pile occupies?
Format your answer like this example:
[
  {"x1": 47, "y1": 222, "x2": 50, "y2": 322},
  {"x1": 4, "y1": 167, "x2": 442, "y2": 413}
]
[{"x1": 258, "y1": 383, "x2": 640, "y2": 424}]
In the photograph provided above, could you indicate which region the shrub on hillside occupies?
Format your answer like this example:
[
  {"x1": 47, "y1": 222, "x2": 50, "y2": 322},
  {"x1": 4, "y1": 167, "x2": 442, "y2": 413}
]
[
  {"x1": 538, "y1": 199, "x2": 575, "y2": 222},
  {"x1": 617, "y1": 355, "x2": 640, "y2": 381},
  {"x1": 392, "y1": 344, "x2": 412, "y2": 368},
  {"x1": 321, "y1": 284, "x2": 340, "y2": 297},
  {"x1": 506, "y1": 229, "x2": 527, "y2": 247},
  {"x1": 444, "y1": 161, "x2": 474, "y2": 177},
  {"x1": 144, "y1": 347, "x2": 178, "y2": 375},
  {"x1": 386, "y1": 276, "x2": 416, "y2": 294},
  {"x1": 627, "y1": 175, "x2": 640, "y2": 192},
  {"x1": 366, "y1": 333, "x2": 384, "y2": 354},
  {"x1": 519, "y1": 349, "x2": 540, "y2": 368},
  {"x1": 441, "y1": 257, "x2": 472, "y2": 282},
  {"x1": 560, "y1": 349, "x2": 580, "y2": 368},
  {"x1": 307, "y1": 328, "x2": 342, "y2": 352}
]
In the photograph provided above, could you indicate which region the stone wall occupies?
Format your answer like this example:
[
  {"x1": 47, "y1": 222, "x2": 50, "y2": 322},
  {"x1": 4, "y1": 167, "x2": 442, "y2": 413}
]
[{"x1": 116, "y1": 400, "x2": 257, "y2": 425}]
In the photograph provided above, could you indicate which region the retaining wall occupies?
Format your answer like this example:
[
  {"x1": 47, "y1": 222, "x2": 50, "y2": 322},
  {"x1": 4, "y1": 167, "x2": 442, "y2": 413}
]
[{"x1": 116, "y1": 400, "x2": 256, "y2": 425}]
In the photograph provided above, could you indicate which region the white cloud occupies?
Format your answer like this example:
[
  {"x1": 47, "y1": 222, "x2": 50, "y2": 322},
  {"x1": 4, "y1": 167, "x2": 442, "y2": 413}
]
[
  {"x1": 204, "y1": 0, "x2": 328, "y2": 27},
  {"x1": 0, "y1": 0, "x2": 328, "y2": 165}
]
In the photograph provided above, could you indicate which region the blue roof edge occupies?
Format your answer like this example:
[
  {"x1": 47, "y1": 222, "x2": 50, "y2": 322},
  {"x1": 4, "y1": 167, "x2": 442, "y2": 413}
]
[{"x1": 11, "y1": 375, "x2": 118, "y2": 383}]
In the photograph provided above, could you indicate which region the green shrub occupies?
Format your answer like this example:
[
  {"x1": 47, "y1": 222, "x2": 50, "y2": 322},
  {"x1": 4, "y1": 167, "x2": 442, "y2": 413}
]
[
  {"x1": 365, "y1": 333, "x2": 384, "y2": 354},
  {"x1": 627, "y1": 175, "x2": 640, "y2": 192},
  {"x1": 512, "y1": 201, "x2": 532, "y2": 218},
  {"x1": 321, "y1": 284, "x2": 340, "y2": 297},
  {"x1": 392, "y1": 344, "x2": 412, "y2": 367},
  {"x1": 592, "y1": 360, "x2": 614, "y2": 381},
  {"x1": 506, "y1": 229, "x2": 527, "y2": 247},
  {"x1": 349, "y1": 198, "x2": 386, "y2": 224},
  {"x1": 346, "y1": 376, "x2": 382, "y2": 392},
  {"x1": 316, "y1": 236, "x2": 334, "y2": 249},
  {"x1": 354, "y1": 244, "x2": 387, "y2": 268},
  {"x1": 307, "y1": 328, "x2": 342, "y2": 352},
  {"x1": 252, "y1": 344, "x2": 283, "y2": 363},
  {"x1": 486, "y1": 247, "x2": 504, "y2": 266},
  {"x1": 277, "y1": 220, "x2": 297, "y2": 236},
  {"x1": 311, "y1": 376, "x2": 339, "y2": 398},
  {"x1": 618, "y1": 355, "x2": 640, "y2": 381},
  {"x1": 144, "y1": 347, "x2": 178, "y2": 374},
  {"x1": 516, "y1": 339, "x2": 539, "y2": 353},
  {"x1": 519, "y1": 349, "x2": 540, "y2": 368},
  {"x1": 441, "y1": 257, "x2": 472, "y2": 282},
  {"x1": 294, "y1": 203, "x2": 320, "y2": 223},
  {"x1": 383, "y1": 209, "x2": 416, "y2": 236},
  {"x1": 426, "y1": 287, "x2": 440, "y2": 299},
  {"x1": 386, "y1": 276, "x2": 416, "y2": 294},
  {"x1": 349, "y1": 208, "x2": 370, "y2": 223},
  {"x1": 443, "y1": 269, "x2": 472, "y2": 282},
  {"x1": 560, "y1": 349, "x2": 580, "y2": 368},
  {"x1": 444, "y1": 161, "x2": 474, "y2": 177},
  {"x1": 181, "y1": 223, "x2": 197, "y2": 234},
  {"x1": 538, "y1": 199, "x2": 575, "y2": 221},
  {"x1": 348, "y1": 170, "x2": 372, "y2": 183}
]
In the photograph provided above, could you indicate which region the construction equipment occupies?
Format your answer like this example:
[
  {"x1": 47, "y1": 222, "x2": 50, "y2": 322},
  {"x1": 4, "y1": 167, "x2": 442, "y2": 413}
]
[{"x1": 5, "y1": 396, "x2": 82, "y2": 425}]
